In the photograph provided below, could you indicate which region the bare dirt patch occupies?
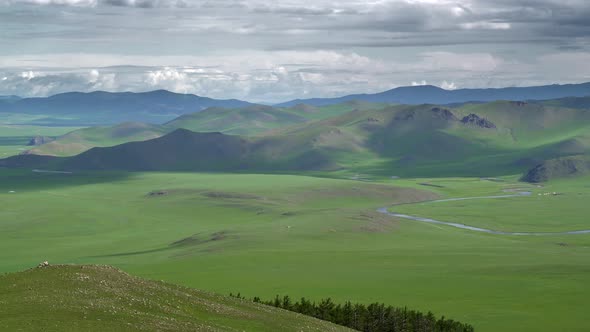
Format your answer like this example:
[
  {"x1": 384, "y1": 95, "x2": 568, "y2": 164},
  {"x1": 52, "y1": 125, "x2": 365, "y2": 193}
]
[{"x1": 353, "y1": 211, "x2": 399, "y2": 233}]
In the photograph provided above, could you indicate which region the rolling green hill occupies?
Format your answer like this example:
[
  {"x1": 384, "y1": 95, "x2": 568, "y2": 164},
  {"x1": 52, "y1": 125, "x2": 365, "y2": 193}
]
[
  {"x1": 540, "y1": 96, "x2": 590, "y2": 110},
  {"x1": 0, "y1": 264, "x2": 350, "y2": 332},
  {"x1": 19, "y1": 101, "x2": 386, "y2": 157},
  {"x1": 0, "y1": 125, "x2": 82, "y2": 158},
  {"x1": 163, "y1": 101, "x2": 386, "y2": 136},
  {"x1": 25, "y1": 122, "x2": 168, "y2": 157},
  {"x1": 4, "y1": 99, "x2": 590, "y2": 178},
  {"x1": 164, "y1": 105, "x2": 308, "y2": 135}
]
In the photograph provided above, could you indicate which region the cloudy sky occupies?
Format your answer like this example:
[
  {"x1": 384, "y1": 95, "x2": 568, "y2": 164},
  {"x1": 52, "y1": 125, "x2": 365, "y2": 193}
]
[{"x1": 1, "y1": 0, "x2": 589, "y2": 102}]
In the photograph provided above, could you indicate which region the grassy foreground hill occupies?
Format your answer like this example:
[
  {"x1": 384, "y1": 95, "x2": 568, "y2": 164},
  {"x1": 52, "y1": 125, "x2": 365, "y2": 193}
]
[
  {"x1": 0, "y1": 170, "x2": 588, "y2": 331},
  {"x1": 0, "y1": 264, "x2": 350, "y2": 332}
]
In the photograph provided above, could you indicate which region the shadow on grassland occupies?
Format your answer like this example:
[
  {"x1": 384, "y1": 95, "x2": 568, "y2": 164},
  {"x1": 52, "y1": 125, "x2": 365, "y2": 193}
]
[{"x1": 0, "y1": 168, "x2": 136, "y2": 192}]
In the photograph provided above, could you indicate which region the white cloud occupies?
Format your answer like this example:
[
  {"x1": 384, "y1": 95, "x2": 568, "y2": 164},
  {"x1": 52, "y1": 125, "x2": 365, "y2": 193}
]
[
  {"x1": 146, "y1": 67, "x2": 192, "y2": 93},
  {"x1": 418, "y1": 52, "x2": 501, "y2": 72},
  {"x1": 89, "y1": 69, "x2": 100, "y2": 81},
  {"x1": 20, "y1": 71, "x2": 37, "y2": 79},
  {"x1": 1, "y1": 50, "x2": 589, "y2": 102},
  {"x1": 460, "y1": 21, "x2": 511, "y2": 30},
  {"x1": 411, "y1": 80, "x2": 458, "y2": 90},
  {"x1": 441, "y1": 81, "x2": 457, "y2": 90}
]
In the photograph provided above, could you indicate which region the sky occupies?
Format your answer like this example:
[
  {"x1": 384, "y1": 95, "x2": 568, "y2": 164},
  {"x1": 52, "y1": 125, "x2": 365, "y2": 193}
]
[{"x1": 1, "y1": 0, "x2": 589, "y2": 103}]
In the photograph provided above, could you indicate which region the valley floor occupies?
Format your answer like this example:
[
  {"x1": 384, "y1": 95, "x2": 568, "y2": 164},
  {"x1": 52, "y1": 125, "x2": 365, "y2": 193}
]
[{"x1": 1, "y1": 170, "x2": 589, "y2": 332}]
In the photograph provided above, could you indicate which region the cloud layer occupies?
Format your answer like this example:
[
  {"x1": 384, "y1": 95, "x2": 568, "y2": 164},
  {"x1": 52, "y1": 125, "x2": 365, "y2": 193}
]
[{"x1": 1, "y1": 0, "x2": 589, "y2": 101}]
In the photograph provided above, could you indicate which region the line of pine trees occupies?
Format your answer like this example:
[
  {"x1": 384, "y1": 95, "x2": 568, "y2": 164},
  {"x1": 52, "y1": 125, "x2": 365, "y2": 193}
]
[{"x1": 230, "y1": 293, "x2": 474, "y2": 332}]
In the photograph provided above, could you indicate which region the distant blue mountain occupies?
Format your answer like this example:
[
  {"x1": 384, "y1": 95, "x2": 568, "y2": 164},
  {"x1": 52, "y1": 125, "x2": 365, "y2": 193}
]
[
  {"x1": 0, "y1": 90, "x2": 253, "y2": 125},
  {"x1": 275, "y1": 82, "x2": 590, "y2": 107},
  {"x1": 0, "y1": 95, "x2": 21, "y2": 102}
]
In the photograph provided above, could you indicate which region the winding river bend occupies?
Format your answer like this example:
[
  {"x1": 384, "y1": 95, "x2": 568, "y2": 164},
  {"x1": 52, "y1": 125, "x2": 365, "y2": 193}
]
[{"x1": 377, "y1": 192, "x2": 590, "y2": 236}]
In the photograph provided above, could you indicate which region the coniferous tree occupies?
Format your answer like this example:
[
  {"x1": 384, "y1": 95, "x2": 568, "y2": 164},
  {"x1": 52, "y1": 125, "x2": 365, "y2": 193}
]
[{"x1": 229, "y1": 293, "x2": 474, "y2": 332}]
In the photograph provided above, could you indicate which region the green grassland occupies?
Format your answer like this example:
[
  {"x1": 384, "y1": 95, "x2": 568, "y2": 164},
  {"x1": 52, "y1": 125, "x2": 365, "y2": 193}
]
[
  {"x1": 0, "y1": 125, "x2": 82, "y2": 158},
  {"x1": 1, "y1": 170, "x2": 589, "y2": 332},
  {"x1": 391, "y1": 175, "x2": 590, "y2": 232},
  {"x1": 2, "y1": 98, "x2": 589, "y2": 331},
  {"x1": 0, "y1": 264, "x2": 349, "y2": 332}
]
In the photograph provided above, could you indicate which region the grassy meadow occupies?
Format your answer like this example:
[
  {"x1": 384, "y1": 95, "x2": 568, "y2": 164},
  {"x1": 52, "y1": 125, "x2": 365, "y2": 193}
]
[
  {"x1": 392, "y1": 176, "x2": 590, "y2": 232},
  {"x1": 1, "y1": 170, "x2": 589, "y2": 332},
  {"x1": 2, "y1": 100, "x2": 589, "y2": 331},
  {"x1": 0, "y1": 124, "x2": 82, "y2": 158},
  {"x1": 0, "y1": 264, "x2": 350, "y2": 332}
]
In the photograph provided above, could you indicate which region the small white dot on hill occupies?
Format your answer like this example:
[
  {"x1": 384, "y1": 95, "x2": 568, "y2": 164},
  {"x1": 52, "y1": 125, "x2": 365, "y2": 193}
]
[{"x1": 9, "y1": 191, "x2": 15, "y2": 193}]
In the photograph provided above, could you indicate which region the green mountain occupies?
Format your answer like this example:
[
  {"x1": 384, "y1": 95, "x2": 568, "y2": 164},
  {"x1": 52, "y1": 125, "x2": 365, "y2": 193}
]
[
  {"x1": 32, "y1": 129, "x2": 332, "y2": 172},
  {"x1": 3, "y1": 99, "x2": 589, "y2": 178},
  {"x1": 22, "y1": 101, "x2": 386, "y2": 157},
  {"x1": 0, "y1": 264, "x2": 349, "y2": 332},
  {"x1": 164, "y1": 102, "x2": 385, "y2": 135},
  {"x1": 25, "y1": 122, "x2": 168, "y2": 157},
  {"x1": 164, "y1": 104, "x2": 308, "y2": 135}
]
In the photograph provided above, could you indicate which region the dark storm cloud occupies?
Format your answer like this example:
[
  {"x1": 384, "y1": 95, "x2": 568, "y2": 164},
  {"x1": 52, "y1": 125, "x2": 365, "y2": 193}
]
[{"x1": 3, "y1": 0, "x2": 589, "y2": 49}]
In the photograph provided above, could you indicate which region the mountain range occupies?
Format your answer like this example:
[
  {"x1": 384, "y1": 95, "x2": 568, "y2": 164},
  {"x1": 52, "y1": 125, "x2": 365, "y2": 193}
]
[
  {"x1": 2, "y1": 82, "x2": 590, "y2": 127},
  {"x1": 0, "y1": 90, "x2": 253, "y2": 125},
  {"x1": 21, "y1": 101, "x2": 380, "y2": 156},
  {"x1": 4, "y1": 98, "x2": 590, "y2": 181},
  {"x1": 276, "y1": 82, "x2": 590, "y2": 107}
]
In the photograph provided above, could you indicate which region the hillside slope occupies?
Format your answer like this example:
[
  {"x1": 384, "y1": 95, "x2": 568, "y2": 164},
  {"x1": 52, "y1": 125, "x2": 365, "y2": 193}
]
[
  {"x1": 165, "y1": 102, "x2": 387, "y2": 136},
  {"x1": 22, "y1": 101, "x2": 386, "y2": 157},
  {"x1": 521, "y1": 155, "x2": 590, "y2": 182},
  {"x1": 164, "y1": 105, "x2": 308, "y2": 135},
  {"x1": 0, "y1": 265, "x2": 349, "y2": 332},
  {"x1": 3, "y1": 100, "x2": 589, "y2": 177},
  {"x1": 25, "y1": 122, "x2": 168, "y2": 157}
]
